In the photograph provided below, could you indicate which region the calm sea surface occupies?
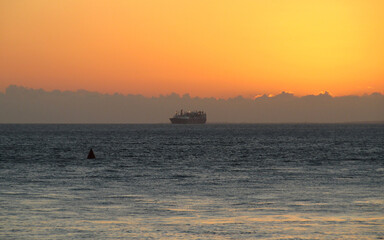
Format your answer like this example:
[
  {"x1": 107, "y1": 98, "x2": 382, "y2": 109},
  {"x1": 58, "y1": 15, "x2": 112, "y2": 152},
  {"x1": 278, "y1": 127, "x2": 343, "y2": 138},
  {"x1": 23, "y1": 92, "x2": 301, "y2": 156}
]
[{"x1": 0, "y1": 124, "x2": 383, "y2": 239}]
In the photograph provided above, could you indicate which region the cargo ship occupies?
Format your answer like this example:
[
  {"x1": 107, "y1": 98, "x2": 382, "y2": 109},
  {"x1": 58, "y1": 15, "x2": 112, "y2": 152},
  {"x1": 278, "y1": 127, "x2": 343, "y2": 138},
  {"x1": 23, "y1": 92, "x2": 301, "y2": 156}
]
[{"x1": 170, "y1": 110, "x2": 207, "y2": 124}]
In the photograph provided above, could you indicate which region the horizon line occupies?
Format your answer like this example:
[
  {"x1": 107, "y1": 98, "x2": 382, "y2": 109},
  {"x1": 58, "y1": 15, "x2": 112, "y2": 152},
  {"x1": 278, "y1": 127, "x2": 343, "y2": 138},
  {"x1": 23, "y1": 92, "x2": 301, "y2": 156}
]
[{"x1": 1, "y1": 121, "x2": 384, "y2": 125}]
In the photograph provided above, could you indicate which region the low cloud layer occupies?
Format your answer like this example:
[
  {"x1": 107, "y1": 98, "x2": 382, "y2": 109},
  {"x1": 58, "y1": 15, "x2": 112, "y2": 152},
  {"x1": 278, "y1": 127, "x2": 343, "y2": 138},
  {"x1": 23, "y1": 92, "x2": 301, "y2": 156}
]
[{"x1": 1, "y1": 85, "x2": 383, "y2": 123}]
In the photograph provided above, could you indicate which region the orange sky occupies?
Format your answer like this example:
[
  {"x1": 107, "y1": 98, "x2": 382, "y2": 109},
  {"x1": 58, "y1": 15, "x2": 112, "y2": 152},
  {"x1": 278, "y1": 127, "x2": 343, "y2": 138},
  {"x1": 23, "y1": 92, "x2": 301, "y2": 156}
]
[{"x1": 1, "y1": 0, "x2": 383, "y2": 98}]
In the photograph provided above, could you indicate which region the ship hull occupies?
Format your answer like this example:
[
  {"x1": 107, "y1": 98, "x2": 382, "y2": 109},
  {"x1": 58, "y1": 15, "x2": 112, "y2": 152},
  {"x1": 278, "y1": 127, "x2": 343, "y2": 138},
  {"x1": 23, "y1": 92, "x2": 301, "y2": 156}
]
[{"x1": 169, "y1": 118, "x2": 206, "y2": 124}]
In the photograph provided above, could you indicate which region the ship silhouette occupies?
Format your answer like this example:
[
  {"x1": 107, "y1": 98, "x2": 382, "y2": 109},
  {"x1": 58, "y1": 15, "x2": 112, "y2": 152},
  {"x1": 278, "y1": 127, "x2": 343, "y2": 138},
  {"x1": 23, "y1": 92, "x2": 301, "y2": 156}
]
[{"x1": 169, "y1": 110, "x2": 207, "y2": 124}]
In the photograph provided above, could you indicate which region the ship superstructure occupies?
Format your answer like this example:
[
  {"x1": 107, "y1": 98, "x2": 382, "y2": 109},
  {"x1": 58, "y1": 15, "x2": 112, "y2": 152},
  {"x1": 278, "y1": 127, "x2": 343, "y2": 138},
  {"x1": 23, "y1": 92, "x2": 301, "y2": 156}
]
[{"x1": 169, "y1": 110, "x2": 207, "y2": 124}]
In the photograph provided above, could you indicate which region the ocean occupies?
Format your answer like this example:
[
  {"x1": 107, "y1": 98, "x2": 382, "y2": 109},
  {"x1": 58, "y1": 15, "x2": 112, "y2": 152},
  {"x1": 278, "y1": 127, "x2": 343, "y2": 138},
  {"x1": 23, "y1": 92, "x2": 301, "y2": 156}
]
[{"x1": 0, "y1": 124, "x2": 383, "y2": 239}]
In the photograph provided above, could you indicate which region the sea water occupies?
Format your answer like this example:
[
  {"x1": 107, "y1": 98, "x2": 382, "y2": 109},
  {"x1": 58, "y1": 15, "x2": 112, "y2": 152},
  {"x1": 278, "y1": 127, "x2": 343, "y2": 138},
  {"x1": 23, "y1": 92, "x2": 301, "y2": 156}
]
[{"x1": 0, "y1": 124, "x2": 383, "y2": 239}]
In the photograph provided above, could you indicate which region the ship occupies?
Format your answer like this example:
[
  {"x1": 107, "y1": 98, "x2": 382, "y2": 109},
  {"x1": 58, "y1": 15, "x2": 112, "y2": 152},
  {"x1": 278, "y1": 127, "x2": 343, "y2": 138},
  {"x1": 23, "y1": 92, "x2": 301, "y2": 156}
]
[{"x1": 169, "y1": 110, "x2": 207, "y2": 124}]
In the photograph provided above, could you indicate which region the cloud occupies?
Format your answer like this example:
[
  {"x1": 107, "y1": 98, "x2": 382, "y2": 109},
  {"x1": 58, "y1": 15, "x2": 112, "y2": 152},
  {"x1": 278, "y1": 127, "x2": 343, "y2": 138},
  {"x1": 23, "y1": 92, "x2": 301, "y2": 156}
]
[{"x1": 1, "y1": 85, "x2": 383, "y2": 123}]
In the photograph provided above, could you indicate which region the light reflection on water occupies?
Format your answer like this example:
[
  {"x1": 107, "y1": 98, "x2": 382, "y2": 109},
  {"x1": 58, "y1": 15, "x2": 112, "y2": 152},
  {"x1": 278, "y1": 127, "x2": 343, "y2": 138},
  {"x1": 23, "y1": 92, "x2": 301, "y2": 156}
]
[
  {"x1": 4, "y1": 193, "x2": 383, "y2": 239},
  {"x1": 0, "y1": 124, "x2": 383, "y2": 239}
]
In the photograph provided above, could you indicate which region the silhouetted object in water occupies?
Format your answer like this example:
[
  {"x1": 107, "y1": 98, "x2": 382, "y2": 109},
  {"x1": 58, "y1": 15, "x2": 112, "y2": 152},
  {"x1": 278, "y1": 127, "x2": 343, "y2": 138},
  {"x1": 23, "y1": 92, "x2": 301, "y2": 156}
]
[{"x1": 87, "y1": 148, "x2": 96, "y2": 159}]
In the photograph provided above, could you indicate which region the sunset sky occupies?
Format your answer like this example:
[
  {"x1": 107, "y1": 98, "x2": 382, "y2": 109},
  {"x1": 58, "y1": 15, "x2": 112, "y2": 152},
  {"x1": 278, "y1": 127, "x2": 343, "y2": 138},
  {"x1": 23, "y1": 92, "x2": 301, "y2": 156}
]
[{"x1": 1, "y1": 0, "x2": 383, "y2": 98}]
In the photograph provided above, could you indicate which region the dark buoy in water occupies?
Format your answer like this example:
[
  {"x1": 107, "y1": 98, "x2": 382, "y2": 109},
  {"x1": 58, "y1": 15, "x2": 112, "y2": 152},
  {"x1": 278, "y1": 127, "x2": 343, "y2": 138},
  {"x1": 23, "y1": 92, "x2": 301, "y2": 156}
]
[{"x1": 87, "y1": 148, "x2": 96, "y2": 159}]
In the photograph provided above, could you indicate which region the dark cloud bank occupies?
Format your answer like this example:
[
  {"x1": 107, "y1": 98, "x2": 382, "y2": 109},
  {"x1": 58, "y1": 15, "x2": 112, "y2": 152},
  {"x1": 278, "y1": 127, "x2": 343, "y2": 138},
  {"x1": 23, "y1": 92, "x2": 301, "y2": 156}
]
[{"x1": 0, "y1": 85, "x2": 383, "y2": 123}]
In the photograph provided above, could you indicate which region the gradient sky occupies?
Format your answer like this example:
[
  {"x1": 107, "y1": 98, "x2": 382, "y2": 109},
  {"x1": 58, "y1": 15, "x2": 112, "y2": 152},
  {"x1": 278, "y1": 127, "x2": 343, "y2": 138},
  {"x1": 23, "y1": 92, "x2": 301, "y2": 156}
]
[{"x1": 1, "y1": 0, "x2": 383, "y2": 98}]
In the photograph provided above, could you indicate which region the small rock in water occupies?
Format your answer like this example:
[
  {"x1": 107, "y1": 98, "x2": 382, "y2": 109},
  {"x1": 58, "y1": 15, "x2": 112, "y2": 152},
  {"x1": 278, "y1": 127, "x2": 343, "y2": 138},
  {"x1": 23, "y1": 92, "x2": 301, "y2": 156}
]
[{"x1": 87, "y1": 148, "x2": 96, "y2": 159}]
